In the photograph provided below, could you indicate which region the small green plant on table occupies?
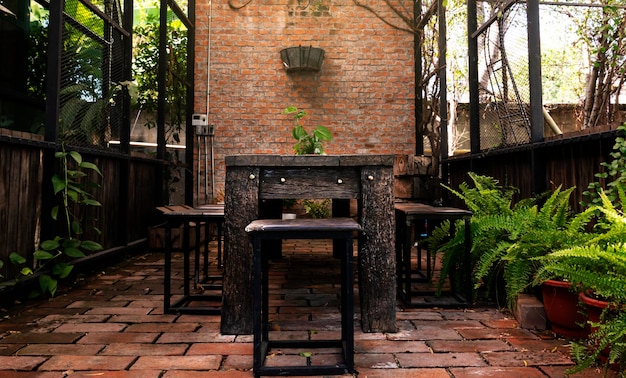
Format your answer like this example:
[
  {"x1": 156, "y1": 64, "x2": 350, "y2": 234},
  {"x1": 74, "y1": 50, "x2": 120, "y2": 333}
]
[{"x1": 282, "y1": 106, "x2": 332, "y2": 155}]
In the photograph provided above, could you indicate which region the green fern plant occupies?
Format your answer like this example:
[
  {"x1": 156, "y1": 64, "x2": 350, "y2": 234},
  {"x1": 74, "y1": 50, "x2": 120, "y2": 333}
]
[
  {"x1": 429, "y1": 173, "x2": 516, "y2": 303},
  {"x1": 429, "y1": 173, "x2": 595, "y2": 308},
  {"x1": 569, "y1": 311, "x2": 626, "y2": 376},
  {"x1": 534, "y1": 189, "x2": 626, "y2": 376}
]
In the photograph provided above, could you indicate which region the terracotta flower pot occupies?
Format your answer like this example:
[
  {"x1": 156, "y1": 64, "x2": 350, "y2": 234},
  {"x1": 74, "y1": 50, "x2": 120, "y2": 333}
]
[
  {"x1": 579, "y1": 291, "x2": 609, "y2": 327},
  {"x1": 579, "y1": 290, "x2": 618, "y2": 365},
  {"x1": 541, "y1": 279, "x2": 589, "y2": 339}
]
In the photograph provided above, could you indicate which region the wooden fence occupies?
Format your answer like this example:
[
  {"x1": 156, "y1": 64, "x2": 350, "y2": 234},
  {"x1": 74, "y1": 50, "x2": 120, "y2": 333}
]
[
  {"x1": 0, "y1": 136, "x2": 163, "y2": 282},
  {"x1": 445, "y1": 130, "x2": 618, "y2": 212}
]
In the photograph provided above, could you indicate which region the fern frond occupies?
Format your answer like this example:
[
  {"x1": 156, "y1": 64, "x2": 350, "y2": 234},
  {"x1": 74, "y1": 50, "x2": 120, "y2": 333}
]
[{"x1": 567, "y1": 311, "x2": 626, "y2": 376}]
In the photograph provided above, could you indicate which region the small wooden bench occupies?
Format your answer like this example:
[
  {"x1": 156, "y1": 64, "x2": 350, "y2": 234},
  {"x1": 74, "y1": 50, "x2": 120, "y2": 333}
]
[{"x1": 246, "y1": 218, "x2": 361, "y2": 377}]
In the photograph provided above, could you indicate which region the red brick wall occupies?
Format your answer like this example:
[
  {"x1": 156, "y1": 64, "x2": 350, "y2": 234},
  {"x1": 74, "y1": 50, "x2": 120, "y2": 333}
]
[{"x1": 193, "y1": 0, "x2": 415, "y2": 204}]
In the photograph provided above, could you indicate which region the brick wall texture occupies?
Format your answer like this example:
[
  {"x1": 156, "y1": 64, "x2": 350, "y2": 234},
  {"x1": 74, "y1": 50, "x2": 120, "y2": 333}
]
[{"x1": 193, "y1": 0, "x2": 416, "y2": 203}]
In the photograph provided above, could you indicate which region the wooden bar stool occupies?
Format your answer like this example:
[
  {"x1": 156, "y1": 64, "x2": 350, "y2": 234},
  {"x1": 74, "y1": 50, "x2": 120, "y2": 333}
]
[
  {"x1": 157, "y1": 205, "x2": 224, "y2": 315},
  {"x1": 394, "y1": 202, "x2": 472, "y2": 308},
  {"x1": 246, "y1": 218, "x2": 361, "y2": 377}
]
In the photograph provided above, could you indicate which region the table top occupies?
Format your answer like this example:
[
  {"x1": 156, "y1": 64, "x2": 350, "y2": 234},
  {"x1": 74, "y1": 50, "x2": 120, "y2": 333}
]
[
  {"x1": 225, "y1": 154, "x2": 394, "y2": 167},
  {"x1": 395, "y1": 202, "x2": 472, "y2": 218}
]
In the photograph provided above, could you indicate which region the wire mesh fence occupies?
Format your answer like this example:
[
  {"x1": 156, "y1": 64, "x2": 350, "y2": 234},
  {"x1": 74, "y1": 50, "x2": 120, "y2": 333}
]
[
  {"x1": 58, "y1": 0, "x2": 127, "y2": 149},
  {"x1": 476, "y1": 2, "x2": 531, "y2": 150},
  {"x1": 473, "y1": 0, "x2": 626, "y2": 152}
]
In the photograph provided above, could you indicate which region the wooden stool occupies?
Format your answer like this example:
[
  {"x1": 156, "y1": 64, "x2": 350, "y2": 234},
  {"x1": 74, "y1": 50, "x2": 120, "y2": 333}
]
[
  {"x1": 246, "y1": 218, "x2": 361, "y2": 377},
  {"x1": 395, "y1": 202, "x2": 472, "y2": 308},
  {"x1": 157, "y1": 205, "x2": 224, "y2": 315}
]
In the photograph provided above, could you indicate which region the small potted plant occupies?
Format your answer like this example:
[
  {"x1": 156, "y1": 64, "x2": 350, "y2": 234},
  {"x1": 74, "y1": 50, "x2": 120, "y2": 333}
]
[
  {"x1": 533, "y1": 188, "x2": 626, "y2": 375},
  {"x1": 282, "y1": 106, "x2": 332, "y2": 155}
]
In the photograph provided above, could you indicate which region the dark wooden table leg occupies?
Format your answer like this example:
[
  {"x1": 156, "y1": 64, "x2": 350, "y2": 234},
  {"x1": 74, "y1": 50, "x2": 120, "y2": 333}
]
[
  {"x1": 359, "y1": 166, "x2": 396, "y2": 333},
  {"x1": 221, "y1": 166, "x2": 260, "y2": 335}
]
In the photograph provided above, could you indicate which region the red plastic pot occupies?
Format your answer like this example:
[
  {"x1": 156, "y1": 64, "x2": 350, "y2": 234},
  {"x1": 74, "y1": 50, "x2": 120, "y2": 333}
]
[{"x1": 541, "y1": 279, "x2": 589, "y2": 339}]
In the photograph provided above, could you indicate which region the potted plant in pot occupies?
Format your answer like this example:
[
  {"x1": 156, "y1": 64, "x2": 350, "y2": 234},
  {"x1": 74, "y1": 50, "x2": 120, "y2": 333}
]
[
  {"x1": 533, "y1": 188, "x2": 626, "y2": 375},
  {"x1": 282, "y1": 106, "x2": 332, "y2": 155}
]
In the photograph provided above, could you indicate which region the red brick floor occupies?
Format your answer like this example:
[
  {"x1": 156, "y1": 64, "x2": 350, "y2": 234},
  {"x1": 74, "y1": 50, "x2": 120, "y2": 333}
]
[{"x1": 0, "y1": 239, "x2": 619, "y2": 377}]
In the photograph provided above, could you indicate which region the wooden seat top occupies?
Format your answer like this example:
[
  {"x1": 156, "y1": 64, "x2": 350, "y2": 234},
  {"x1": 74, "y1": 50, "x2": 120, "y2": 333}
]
[
  {"x1": 157, "y1": 205, "x2": 224, "y2": 217},
  {"x1": 394, "y1": 202, "x2": 472, "y2": 218},
  {"x1": 245, "y1": 218, "x2": 361, "y2": 233}
]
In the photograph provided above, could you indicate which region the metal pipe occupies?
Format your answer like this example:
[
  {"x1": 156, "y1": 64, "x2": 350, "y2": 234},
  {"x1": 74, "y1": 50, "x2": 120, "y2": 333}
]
[
  {"x1": 197, "y1": 134, "x2": 201, "y2": 203},
  {"x1": 210, "y1": 133, "x2": 215, "y2": 202},
  {"x1": 205, "y1": 135, "x2": 209, "y2": 200}
]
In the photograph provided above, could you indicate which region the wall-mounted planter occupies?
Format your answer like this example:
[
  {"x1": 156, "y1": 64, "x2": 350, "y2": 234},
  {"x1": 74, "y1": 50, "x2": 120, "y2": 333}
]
[{"x1": 280, "y1": 45, "x2": 325, "y2": 73}]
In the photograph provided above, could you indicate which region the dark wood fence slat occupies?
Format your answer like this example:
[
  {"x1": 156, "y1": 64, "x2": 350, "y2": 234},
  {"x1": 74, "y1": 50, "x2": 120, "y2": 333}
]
[{"x1": 0, "y1": 142, "x2": 162, "y2": 282}]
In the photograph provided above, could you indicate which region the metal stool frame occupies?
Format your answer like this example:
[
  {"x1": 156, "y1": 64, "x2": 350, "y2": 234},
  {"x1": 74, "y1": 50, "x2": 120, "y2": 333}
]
[{"x1": 246, "y1": 218, "x2": 361, "y2": 377}]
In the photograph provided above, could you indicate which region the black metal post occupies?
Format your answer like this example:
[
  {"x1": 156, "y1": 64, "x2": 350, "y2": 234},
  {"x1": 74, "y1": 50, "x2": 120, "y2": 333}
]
[
  {"x1": 41, "y1": 0, "x2": 64, "y2": 243},
  {"x1": 157, "y1": 0, "x2": 167, "y2": 205},
  {"x1": 439, "y1": 0, "x2": 448, "y2": 161},
  {"x1": 44, "y1": 0, "x2": 62, "y2": 144},
  {"x1": 527, "y1": 0, "x2": 546, "y2": 195},
  {"x1": 467, "y1": 0, "x2": 480, "y2": 154},
  {"x1": 185, "y1": 0, "x2": 196, "y2": 206},
  {"x1": 118, "y1": 0, "x2": 134, "y2": 246},
  {"x1": 414, "y1": 0, "x2": 423, "y2": 155}
]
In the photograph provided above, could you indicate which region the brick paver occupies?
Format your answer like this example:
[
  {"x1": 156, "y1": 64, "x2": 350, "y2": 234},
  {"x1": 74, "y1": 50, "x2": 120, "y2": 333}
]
[
  {"x1": 38, "y1": 355, "x2": 135, "y2": 370},
  {"x1": 0, "y1": 243, "x2": 619, "y2": 376}
]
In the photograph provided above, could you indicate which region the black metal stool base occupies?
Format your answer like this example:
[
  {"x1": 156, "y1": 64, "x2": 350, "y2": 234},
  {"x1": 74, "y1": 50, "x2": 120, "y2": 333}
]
[
  {"x1": 246, "y1": 218, "x2": 361, "y2": 378},
  {"x1": 159, "y1": 205, "x2": 225, "y2": 315}
]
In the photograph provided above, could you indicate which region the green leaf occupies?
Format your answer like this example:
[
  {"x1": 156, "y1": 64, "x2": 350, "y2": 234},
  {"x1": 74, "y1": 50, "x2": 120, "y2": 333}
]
[
  {"x1": 39, "y1": 274, "x2": 58, "y2": 297},
  {"x1": 20, "y1": 267, "x2": 33, "y2": 276},
  {"x1": 40, "y1": 239, "x2": 60, "y2": 251},
  {"x1": 62, "y1": 238, "x2": 81, "y2": 249},
  {"x1": 313, "y1": 126, "x2": 332, "y2": 141},
  {"x1": 63, "y1": 247, "x2": 85, "y2": 258},
  {"x1": 71, "y1": 220, "x2": 82, "y2": 235},
  {"x1": 81, "y1": 240, "x2": 103, "y2": 251},
  {"x1": 282, "y1": 106, "x2": 298, "y2": 114},
  {"x1": 79, "y1": 161, "x2": 102, "y2": 175},
  {"x1": 9, "y1": 252, "x2": 27, "y2": 264},
  {"x1": 34, "y1": 250, "x2": 56, "y2": 260},
  {"x1": 67, "y1": 190, "x2": 79, "y2": 202},
  {"x1": 292, "y1": 124, "x2": 307, "y2": 140},
  {"x1": 68, "y1": 150, "x2": 82, "y2": 164},
  {"x1": 82, "y1": 199, "x2": 102, "y2": 207},
  {"x1": 53, "y1": 263, "x2": 74, "y2": 278},
  {"x1": 299, "y1": 352, "x2": 312, "y2": 358},
  {"x1": 51, "y1": 175, "x2": 66, "y2": 194},
  {"x1": 51, "y1": 205, "x2": 59, "y2": 220}
]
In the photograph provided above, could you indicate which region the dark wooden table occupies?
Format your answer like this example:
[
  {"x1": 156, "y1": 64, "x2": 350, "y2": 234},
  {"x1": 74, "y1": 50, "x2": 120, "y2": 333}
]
[{"x1": 220, "y1": 155, "x2": 396, "y2": 334}]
